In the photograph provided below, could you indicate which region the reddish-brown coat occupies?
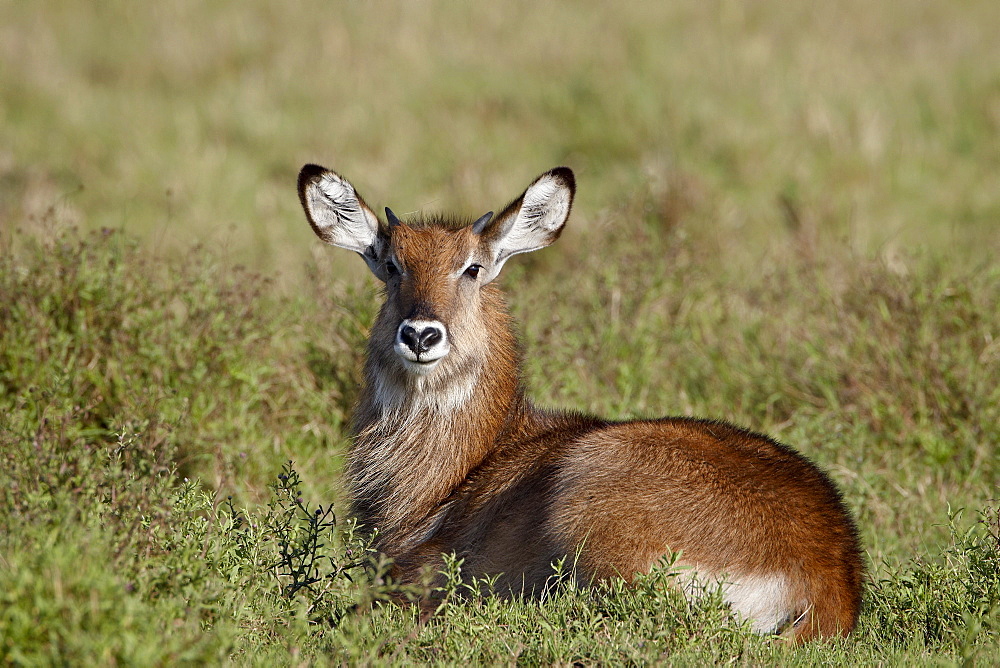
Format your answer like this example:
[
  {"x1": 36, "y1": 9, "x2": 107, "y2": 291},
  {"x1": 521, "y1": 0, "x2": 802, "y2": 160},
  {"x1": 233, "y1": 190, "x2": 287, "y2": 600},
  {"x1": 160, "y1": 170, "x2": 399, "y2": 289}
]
[{"x1": 298, "y1": 165, "x2": 864, "y2": 642}]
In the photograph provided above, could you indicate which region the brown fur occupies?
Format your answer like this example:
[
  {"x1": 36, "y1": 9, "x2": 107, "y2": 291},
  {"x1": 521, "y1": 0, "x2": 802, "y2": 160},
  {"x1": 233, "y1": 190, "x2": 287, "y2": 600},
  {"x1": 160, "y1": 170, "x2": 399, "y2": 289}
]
[{"x1": 298, "y1": 165, "x2": 864, "y2": 642}]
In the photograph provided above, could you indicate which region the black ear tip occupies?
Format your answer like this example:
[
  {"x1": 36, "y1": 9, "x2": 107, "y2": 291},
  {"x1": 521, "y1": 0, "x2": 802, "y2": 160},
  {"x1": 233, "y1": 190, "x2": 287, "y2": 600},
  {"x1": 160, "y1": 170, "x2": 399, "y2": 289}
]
[
  {"x1": 549, "y1": 167, "x2": 576, "y2": 193},
  {"x1": 298, "y1": 163, "x2": 328, "y2": 190}
]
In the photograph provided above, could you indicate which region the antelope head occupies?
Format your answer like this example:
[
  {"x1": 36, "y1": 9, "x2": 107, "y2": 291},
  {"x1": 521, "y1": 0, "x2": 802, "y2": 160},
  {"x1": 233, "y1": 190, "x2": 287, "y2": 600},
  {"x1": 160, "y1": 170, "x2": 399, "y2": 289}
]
[{"x1": 298, "y1": 165, "x2": 575, "y2": 380}]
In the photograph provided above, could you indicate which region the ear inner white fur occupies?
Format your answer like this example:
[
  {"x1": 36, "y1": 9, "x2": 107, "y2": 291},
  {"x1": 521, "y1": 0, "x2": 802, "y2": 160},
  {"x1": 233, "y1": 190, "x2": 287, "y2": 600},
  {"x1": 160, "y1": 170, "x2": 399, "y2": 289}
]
[
  {"x1": 490, "y1": 169, "x2": 574, "y2": 266},
  {"x1": 299, "y1": 165, "x2": 388, "y2": 280},
  {"x1": 302, "y1": 169, "x2": 381, "y2": 255}
]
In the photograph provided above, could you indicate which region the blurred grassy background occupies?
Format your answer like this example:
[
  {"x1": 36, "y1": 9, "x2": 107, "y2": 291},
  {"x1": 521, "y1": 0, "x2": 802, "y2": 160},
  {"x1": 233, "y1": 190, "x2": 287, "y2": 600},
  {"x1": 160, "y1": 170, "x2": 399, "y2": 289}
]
[
  {"x1": 2, "y1": 2, "x2": 1000, "y2": 661},
  {"x1": 2, "y1": 0, "x2": 998, "y2": 278}
]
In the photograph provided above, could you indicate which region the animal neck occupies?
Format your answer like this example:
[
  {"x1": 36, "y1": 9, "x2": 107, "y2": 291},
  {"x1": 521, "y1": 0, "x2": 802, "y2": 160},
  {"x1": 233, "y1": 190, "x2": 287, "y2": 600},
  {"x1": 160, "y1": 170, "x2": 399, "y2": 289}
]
[{"x1": 348, "y1": 288, "x2": 524, "y2": 549}]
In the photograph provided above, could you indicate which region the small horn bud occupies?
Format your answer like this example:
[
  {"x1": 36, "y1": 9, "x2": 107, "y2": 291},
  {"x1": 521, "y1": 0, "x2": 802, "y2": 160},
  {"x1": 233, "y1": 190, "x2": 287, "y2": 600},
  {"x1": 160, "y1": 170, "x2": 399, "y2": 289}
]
[
  {"x1": 471, "y1": 211, "x2": 494, "y2": 235},
  {"x1": 385, "y1": 207, "x2": 401, "y2": 229}
]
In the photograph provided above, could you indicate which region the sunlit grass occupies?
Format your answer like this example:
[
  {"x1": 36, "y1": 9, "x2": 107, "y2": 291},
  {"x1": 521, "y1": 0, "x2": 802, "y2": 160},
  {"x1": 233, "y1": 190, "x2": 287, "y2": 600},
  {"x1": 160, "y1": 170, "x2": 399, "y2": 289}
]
[
  {"x1": 2, "y1": 1, "x2": 998, "y2": 279},
  {"x1": 2, "y1": 215, "x2": 997, "y2": 663},
  {"x1": 2, "y1": 0, "x2": 999, "y2": 663}
]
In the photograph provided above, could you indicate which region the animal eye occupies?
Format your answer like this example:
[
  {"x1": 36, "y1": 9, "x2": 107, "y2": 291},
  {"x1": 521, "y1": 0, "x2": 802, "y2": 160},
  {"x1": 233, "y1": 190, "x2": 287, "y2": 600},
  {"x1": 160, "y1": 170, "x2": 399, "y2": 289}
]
[
  {"x1": 464, "y1": 264, "x2": 483, "y2": 279},
  {"x1": 386, "y1": 258, "x2": 401, "y2": 277}
]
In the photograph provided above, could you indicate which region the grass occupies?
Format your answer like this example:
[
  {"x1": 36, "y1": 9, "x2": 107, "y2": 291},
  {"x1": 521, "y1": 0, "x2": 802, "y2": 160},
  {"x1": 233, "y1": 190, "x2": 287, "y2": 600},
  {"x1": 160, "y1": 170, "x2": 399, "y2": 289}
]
[
  {"x1": 2, "y1": 219, "x2": 998, "y2": 664},
  {"x1": 2, "y1": 0, "x2": 999, "y2": 664},
  {"x1": 2, "y1": 1, "x2": 998, "y2": 276}
]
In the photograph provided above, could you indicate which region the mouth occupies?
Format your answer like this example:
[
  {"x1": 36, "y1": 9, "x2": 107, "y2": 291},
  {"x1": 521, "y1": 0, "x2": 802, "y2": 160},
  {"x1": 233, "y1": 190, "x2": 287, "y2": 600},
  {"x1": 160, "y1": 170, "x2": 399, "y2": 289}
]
[
  {"x1": 399, "y1": 355, "x2": 442, "y2": 375},
  {"x1": 394, "y1": 343, "x2": 448, "y2": 374}
]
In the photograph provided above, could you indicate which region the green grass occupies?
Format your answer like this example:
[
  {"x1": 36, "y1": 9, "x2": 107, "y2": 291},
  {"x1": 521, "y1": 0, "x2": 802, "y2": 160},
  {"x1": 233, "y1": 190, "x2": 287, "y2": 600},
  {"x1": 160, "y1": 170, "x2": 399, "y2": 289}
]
[
  {"x1": 2, "y1": 0, "x2": 999, "y2": 664},
  {"x1": 2, "y1": 220, "x2": 998, "y2": 665},
  {"x1": 3, "y1": 1, "x2": 999, "y2": 275}
]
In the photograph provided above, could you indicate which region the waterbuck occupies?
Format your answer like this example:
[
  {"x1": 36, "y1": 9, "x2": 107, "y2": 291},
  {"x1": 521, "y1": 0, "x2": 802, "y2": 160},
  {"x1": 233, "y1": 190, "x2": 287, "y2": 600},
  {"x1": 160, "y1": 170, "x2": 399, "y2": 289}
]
[{"x1": 297, "y1": 164, "x2": 863, "y2": 642}]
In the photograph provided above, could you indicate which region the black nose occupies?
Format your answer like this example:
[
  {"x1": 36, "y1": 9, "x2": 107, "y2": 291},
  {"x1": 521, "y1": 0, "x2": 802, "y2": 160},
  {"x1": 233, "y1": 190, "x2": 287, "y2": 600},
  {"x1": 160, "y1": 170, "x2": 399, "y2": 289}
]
[{"x1": 400, "y1": 324, "x2": 443, "y2": 354}]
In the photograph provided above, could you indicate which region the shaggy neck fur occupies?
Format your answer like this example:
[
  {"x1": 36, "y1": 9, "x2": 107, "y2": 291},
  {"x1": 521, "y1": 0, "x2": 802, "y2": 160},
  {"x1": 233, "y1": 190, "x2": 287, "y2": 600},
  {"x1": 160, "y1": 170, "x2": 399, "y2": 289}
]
[{"x1": 347, "y1": 287, "x2": 523, "y2": 552}]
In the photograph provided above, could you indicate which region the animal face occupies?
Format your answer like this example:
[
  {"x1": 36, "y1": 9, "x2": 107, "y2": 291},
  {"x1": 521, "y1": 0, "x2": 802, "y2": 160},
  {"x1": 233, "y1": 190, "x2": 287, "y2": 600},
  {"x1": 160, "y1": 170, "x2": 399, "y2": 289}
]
[
  {"x1": 380, "y1": 223, "x2": 483, "y2": 374},
  {"x1": 298, "y1": 165, "x2": 575, "y2": 375}
]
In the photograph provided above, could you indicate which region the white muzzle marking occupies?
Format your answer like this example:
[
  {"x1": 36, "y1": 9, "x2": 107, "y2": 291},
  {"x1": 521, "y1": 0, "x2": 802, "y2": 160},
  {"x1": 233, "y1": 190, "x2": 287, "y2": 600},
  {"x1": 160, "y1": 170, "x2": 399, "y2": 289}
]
[{"x1": 395, "y1": 319, "x2": 450, "y2": 374}]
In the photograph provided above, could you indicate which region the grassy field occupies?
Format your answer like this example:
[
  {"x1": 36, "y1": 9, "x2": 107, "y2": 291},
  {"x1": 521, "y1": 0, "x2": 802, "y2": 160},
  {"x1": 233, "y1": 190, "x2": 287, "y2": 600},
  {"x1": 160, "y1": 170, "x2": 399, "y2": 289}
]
[{"x1": 2, "y1": 1, "x2": 999, "y2": 664}]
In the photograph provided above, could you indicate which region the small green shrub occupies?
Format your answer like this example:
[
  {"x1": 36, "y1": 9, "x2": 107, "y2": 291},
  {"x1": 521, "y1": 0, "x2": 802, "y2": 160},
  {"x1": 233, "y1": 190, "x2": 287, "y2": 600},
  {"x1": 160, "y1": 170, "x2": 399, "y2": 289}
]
[
  {"x1": 864, "y1": 507, "x2": 1000, "y2": 659},
  {"x1": 0, "y1": 225, "x2": 364, "y2": 499}
]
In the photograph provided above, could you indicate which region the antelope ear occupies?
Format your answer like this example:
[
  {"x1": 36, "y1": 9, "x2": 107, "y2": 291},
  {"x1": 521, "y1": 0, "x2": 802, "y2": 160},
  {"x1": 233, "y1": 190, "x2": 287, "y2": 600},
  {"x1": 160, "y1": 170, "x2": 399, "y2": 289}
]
[
  {"x1": 298, "y1": 164, "x2": 388, "y2": 280},
  {"x1": 477, "y1": 167, "x2": 575, "y2": 277}
]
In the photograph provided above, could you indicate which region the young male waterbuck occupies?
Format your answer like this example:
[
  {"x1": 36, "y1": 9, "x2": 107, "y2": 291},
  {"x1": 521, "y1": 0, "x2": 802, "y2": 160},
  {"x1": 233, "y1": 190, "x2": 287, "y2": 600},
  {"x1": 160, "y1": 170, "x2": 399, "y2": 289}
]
[{"x1": 297, "y1": 164, "x2": 864, "y2": 642}]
